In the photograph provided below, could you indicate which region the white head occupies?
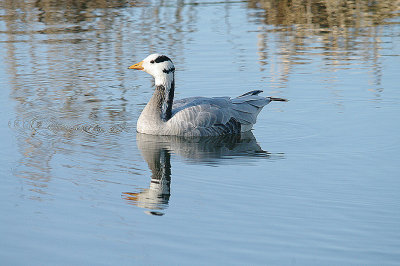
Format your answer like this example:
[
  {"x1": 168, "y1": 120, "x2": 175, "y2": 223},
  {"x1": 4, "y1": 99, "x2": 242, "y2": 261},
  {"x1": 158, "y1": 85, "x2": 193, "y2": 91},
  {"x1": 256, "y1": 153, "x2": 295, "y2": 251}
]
[
  {"x1": 129, "y1": 54, "x2": 176, "y2": 121},
  {"x1": 128, "y1": 54, "x2": 175, "y2": 86}
]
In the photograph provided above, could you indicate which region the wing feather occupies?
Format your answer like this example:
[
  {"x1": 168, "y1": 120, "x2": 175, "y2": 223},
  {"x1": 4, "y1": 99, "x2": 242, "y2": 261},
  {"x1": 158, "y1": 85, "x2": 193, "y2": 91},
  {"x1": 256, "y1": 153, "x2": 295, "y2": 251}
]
[
  {"x1": 169, "y1": 98, "x2": 241, "y2": 136},
  {"x1": 167, "y1": 91, "x2": 274, "y2": 136}
]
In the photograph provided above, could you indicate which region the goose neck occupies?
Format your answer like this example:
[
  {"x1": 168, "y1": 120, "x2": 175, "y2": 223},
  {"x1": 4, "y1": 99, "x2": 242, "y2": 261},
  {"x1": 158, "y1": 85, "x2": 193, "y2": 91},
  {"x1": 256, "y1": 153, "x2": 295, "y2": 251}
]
[{"x1": 151, "y1": 72, "x2": 175, "y2": 122}]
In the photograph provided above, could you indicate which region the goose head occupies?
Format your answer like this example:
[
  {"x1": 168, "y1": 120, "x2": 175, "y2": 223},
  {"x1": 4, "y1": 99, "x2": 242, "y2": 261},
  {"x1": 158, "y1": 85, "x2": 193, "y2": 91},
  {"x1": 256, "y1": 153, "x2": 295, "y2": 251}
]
[
  {"x1": 128, "y1": 54, "x2": 175, "y2": 83},
  {"x1": 129, "y1": 54, "x2": 176, "y2": 121}
]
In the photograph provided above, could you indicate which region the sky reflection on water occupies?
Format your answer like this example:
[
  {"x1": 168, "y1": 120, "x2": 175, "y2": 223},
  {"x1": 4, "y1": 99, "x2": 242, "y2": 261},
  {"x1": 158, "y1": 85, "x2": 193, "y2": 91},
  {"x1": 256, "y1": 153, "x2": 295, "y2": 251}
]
[{"x1": 0, "y1": 0, "x2": 399, "y2": 265}]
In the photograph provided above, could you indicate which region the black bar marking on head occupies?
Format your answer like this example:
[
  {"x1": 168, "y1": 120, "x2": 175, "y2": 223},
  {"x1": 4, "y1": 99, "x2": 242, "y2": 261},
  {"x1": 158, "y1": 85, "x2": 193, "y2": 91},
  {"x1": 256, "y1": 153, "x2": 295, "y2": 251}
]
[{"x1": 155, "y1": 55, "x2": 172, "y2": 63}]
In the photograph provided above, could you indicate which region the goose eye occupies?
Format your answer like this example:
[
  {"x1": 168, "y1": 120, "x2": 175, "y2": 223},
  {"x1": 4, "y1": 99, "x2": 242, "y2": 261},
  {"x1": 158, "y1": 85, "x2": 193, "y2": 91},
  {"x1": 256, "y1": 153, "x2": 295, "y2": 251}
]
[{"x1": 150, "y1": 60, "x2": 155, "y2": 64}]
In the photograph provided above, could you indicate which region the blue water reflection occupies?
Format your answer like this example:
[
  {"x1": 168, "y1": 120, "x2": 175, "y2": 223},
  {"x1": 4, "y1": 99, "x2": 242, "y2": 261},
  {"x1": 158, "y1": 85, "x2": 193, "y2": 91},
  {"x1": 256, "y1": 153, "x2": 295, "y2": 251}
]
[
  {"x1": 124, "y1": 132, "x2": 283, "y2": 215},
  {"x1": 0, "y1": 0, "x2": 399, "y2": 265}
]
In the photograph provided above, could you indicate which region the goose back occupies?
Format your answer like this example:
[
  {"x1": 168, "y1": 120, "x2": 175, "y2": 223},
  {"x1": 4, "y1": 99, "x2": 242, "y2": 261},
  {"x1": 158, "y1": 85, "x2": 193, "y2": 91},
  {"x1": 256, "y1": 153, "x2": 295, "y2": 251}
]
[{"x1": 166, "y1": 90, "x2": 271, "y2": 136}]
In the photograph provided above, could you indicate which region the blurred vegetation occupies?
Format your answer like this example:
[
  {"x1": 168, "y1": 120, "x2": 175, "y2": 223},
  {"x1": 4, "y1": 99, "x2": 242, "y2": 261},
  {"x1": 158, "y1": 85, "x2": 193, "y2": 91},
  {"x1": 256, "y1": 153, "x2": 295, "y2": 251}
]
[
  {"x1": 248, "y1": 0, "x2": 399, "y2": 87},
  {"x1": 247, "y1": 0, "x2": 399, "y2": 28}
]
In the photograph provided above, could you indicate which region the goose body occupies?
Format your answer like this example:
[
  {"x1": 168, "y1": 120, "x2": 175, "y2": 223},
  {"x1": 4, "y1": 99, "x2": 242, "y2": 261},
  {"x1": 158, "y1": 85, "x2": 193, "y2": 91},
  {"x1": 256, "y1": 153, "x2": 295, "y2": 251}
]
[{"x1": 129, "y1": 54, "x2": 286, "y2": 137}]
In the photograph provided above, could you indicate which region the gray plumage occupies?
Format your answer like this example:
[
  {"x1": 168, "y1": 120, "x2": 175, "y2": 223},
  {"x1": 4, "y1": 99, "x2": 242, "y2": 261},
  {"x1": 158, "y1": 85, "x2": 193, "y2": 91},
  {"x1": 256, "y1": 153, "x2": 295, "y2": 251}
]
[{"x1": 128, "y1": 54, "x2": 287, "y2": 137}]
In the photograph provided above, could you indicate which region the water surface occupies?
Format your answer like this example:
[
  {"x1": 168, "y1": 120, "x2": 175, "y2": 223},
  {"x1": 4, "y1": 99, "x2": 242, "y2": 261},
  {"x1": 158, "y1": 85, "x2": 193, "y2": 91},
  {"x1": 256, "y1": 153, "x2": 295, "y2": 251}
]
[{"x1": 0, "y1": 0, "x2": 399, "y2": 265}]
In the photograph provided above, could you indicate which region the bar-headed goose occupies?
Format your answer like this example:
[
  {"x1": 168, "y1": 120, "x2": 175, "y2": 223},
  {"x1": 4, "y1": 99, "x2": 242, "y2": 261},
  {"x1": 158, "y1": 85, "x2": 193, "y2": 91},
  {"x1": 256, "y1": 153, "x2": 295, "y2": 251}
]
[{"x1": 129, "y1": 54, "x2": 287, "y2": 136}]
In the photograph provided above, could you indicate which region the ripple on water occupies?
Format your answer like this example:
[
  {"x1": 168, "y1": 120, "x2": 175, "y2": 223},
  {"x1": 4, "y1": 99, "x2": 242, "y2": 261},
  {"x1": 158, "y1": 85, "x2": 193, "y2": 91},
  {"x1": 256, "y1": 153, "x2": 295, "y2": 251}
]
[
  {"x1": 8, "y1": 113, "x2": 144, "y2": 203},
  {"x1": 9, "y1": 115, "x2": 134, "y2": 137}
]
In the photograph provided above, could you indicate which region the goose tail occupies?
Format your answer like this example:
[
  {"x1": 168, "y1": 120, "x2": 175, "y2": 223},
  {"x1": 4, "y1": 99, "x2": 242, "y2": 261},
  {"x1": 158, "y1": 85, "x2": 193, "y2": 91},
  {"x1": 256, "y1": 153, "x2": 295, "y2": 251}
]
[{"x1": 268, "y1": 97, "x2": 288, "y2": 102}]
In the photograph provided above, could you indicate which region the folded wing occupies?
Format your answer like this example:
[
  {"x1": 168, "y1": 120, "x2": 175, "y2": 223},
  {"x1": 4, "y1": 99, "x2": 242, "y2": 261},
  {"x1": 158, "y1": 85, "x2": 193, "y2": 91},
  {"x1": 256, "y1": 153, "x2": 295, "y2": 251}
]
[{"x1": 169, "y1": 90, "x2": 272, "y2": 136}]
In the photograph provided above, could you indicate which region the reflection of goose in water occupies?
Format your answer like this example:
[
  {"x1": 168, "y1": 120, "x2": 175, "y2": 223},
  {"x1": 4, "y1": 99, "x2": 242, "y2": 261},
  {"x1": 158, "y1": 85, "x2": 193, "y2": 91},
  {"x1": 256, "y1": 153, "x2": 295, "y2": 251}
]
[
  {"x1": 122, "y1": 146, "x2": 171, "y2": 216},
  {"x1": 122, "y1": 132, "x2": 283, "y2": 215},
  {"x1": 128, "y1": 54, "x2": 287, "y2": 136}
]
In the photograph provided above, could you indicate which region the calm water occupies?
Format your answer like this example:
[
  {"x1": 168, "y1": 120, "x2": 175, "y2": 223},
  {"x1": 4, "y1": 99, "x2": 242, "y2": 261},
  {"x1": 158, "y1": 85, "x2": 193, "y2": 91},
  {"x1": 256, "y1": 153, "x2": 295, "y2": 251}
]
[{"x1": 1, "y1": 0, "x2": 399, "y2": 264}]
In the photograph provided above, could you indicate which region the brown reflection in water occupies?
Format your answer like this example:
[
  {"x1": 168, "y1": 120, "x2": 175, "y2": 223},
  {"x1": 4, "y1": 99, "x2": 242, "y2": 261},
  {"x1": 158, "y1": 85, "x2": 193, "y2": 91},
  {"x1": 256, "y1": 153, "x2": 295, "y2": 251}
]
[
  {"x1": 249, "y1": 0, "x2": 399, "y2": 94},
  {"x1": 1, "y1": 0, "x2": 195, "y2": 199},
  {"x1": 248, "y1": 0, "x2": 398, "y2": 27}
]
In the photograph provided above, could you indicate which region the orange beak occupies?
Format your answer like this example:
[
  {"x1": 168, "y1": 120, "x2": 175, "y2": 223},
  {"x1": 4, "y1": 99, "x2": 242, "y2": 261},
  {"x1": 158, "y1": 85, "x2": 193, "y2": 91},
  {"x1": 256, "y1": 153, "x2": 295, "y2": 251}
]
[
  {"x1": 122, "y1": 192, "x2": 139, "y2": 202},
  {"x1": 128, "y1": 61, "x2": 144, "y2": 70}
]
